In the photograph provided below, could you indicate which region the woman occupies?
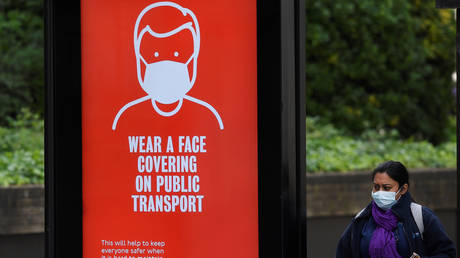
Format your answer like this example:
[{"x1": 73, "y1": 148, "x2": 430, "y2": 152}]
[{"x1": 335, "y1": 160, "x2": 456, "y2": 258}]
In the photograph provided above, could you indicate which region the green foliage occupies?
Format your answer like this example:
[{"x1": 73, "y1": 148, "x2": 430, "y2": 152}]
[
  {"x1": 306, "y1": 117, "x2": 456, "y2": 173},
  {"x1": 306, "y1": 0, "x2": 456, "y2": 144},
  {"x1": 0, "y1": 109, "x2": 44, "y2": 186},
  {"x1": 0, "y1": 0, "x2": 44, "y2": 124}
]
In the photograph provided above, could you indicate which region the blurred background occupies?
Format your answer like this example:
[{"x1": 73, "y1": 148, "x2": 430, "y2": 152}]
[
  {"x1": 305, "y1": 0, "x2": 457, "y2": 257},
  {"x1": 0, "y1": 1, "x2": 45, "y2": 257},
  {"x1": 0, "y1": 0, "x2": 457, "y2": 257},
  {"x1": 0, "y1": 0, "x2": 44, "y2": 186}
]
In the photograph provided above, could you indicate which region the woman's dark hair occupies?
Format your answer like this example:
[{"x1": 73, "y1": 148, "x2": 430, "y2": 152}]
[{"x1": 372, "y1": 160, "x2": 409, "y2": 189}]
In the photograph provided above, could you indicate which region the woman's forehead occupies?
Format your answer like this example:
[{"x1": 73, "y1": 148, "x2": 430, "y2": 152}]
[{"x1": 373, "y1": 172, "x2": 397, "y2": 185}]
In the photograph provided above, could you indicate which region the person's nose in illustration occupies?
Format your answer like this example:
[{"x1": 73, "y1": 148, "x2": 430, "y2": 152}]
[{"x1": 112, "y1": 2, "x2": 224, "y2": 131}]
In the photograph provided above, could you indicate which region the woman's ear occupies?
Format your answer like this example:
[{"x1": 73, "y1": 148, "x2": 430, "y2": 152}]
[
  {"x1": 400, "y1": 183, "x2": 409, "y2": 195},
  {"x1": 396, "y1": 183, "x2": 408, "y2": 200}
]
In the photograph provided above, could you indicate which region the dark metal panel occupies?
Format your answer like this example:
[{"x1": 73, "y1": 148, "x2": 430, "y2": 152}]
[
  {"x1": 257, "y1": 0, "x2": 306, "y2": 257},
  {"x1": 45, "y1": 0, "x2": 83, "y2": 257},
  {"x1": 457, "y1": 7, "x2": 460, "y2": 255},
  {"x1": 44, "y1": 1, "x2": 55, "y2": 257},
  {"x1": 257, "y1": 0, "x2": 283, "y2": 255},
  {"x1": 295, "y1": 0, "x2": 307, "y2": 257},
  {"x1": 280, "y1": 0, "x2": 299, "y2": 257}
]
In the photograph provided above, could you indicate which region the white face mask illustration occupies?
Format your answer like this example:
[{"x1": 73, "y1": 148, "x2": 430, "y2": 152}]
[
  {"x1": 112, "y1": 1, "x2": 223, "y2": 131},
  {"x1": 140, "y1": 57, "x2": 193, "y2": 105},
  {"x1": 134, "y1": 19, "x2": 199, "y2": 117}
]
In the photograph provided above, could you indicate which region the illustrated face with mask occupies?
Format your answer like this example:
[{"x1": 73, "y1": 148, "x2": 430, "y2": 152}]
[
  {"x1": 111, "y1": 2, "x2": 224, "y2": 131},
  {"x1": 371, "y1": 172, "x2": 408, "y2": 210},
  {"x1": 135, "y1": 16, "x2": 199, "y2": 116}
]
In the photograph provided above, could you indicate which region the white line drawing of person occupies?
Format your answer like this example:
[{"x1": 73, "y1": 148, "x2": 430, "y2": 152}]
[{"x1": 112, "y1": 1, "x2": 224, "y2": 131}]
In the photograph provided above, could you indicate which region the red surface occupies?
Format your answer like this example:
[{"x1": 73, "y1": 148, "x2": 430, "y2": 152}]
[{"x1": 81, "y1": 1, "x2": 258, "y2": 257}]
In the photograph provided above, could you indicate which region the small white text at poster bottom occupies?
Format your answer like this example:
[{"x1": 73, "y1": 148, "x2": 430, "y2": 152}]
[{"x1": 100, "y1": 239, "x2": 166, "y2": 258}]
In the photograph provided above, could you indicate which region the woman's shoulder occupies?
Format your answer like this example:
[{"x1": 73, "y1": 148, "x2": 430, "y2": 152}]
[
  {"x1": 354, "y1": 202, "x2": 373, "y2": 220},
  {"x1": 420, "y1": 205, "x2": 435, "y2": 214},
  {"x1": 419, "y1": 205, "x2": 442, "y2": 225},
  {"x1": 417, "y1": 204, "x2": 448, "y2": 235},
  {"x1": 419, "y1": 205, "x2": 439, "y2": 220}
]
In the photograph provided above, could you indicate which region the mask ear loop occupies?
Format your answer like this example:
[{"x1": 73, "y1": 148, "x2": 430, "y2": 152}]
[
  {"x1": 134, "y1": 26, "x2": 149, "y2": 87},
  {"x1": 186, "y1": 25, "x2": 199, "y2": 86},
  {"x1": 185, "y1": 54, "x2": 194, "y2": 66},
  {"x1": 139, "y1": 55, "x2": 148, "y2": 66},
  {"x1": 395, "y1": 186, "x2": 403, "y2": 200}
]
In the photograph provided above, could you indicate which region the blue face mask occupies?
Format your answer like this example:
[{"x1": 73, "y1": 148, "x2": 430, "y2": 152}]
[{"x1": 371, "y1": 188, "x2": 401, "y2": 210}]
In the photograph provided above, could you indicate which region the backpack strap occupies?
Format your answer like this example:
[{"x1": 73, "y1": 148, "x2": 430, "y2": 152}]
[
  {"x1": 355, "y1": 207, "x2": 366, "y2": 219},
  {"x1": 410, "y1": 202, "x2": 424, "y2": 240}
]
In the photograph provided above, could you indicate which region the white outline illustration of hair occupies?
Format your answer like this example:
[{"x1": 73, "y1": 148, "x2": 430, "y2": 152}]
[{"x1": 112, "y1": 1, "x2": 224, "y2": 131}]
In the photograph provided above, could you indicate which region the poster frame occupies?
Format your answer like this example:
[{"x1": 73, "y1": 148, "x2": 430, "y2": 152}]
[{"x1": 44, "y1": 0, "x2": 306, "y2": 257}]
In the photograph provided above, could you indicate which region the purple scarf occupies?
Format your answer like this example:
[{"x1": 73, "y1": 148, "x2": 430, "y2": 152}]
[{"x1": 369, "y1": 201, "x2": 402, "y2": 258}]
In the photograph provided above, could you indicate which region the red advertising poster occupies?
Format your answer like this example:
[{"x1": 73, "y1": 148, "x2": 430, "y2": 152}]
[{"x1": 81, "y1": 1, "x2": 258, "y2": 258}]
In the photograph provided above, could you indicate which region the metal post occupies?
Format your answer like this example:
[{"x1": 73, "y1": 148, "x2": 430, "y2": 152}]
[
  {"x1": 436, "y1": 0, "x2": 460, "y2": 252},
  {"x1": 437, "y1": 0, "x2": 460, "y2": 252}
]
